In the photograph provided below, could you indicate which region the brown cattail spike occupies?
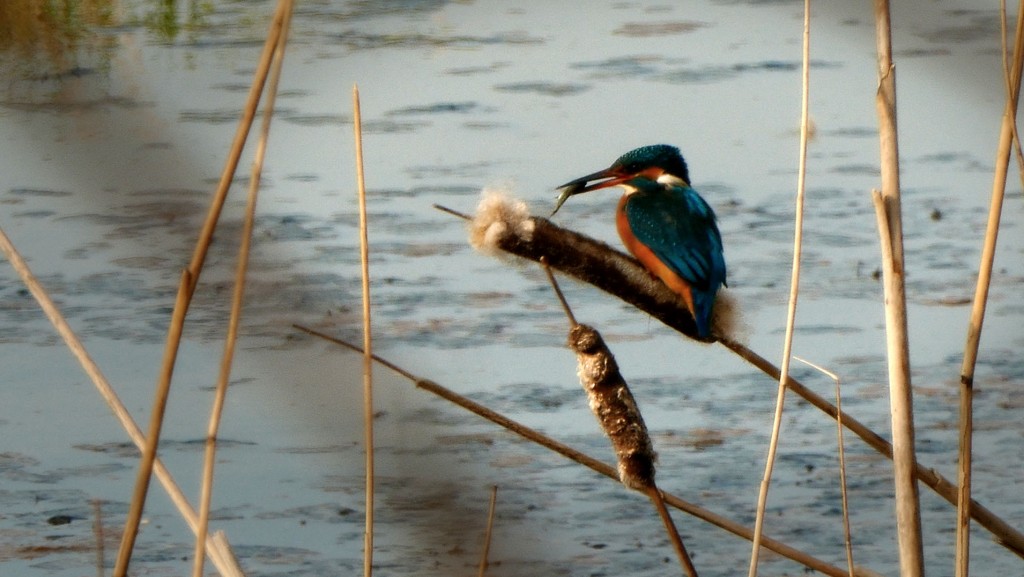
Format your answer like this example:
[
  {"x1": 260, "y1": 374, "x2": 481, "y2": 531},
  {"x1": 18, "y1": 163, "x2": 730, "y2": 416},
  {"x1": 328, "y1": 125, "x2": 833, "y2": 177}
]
[{"x1": 568, "y1": 323, "x2": 656, "y2": 491}]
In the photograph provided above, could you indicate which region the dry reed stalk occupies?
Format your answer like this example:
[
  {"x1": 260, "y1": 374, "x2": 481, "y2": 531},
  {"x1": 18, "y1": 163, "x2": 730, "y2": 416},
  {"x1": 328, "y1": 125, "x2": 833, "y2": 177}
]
[
  {"x1": 1000, "y1": 1, "x2": 1024, "y2": 190},
  {"x1": 477, "y1": 485, "x2": 498, "y2": 577},
  {"x1": 442, "y1": 199, "x2": 1024, "y2": 557},
  {"x1": 184, "y1": 2, "x2": 287, "y2": 291},
  {"x1": 113, "y1": 268, "x2": 191, "y2": 576},
  {"x1": 92, "y1": 499, "x2": 104, "y2": 577},
  {"x1": 294, "y1": 324, "x2": 872, "y2": 577},
  {"x1": 112, "y1": 3, "x2": 291, "y2": 574},
  {"x1": 747, "y1": 3, "x2": 811, "y2": 575},
  {"x1": 795, "y1": 357, "x2": 856, "y2": 576},
  {"x1": 211, "y1": 532, "x2": 241, "y2": 574},
  {"x1": 191, "y1": 3, "x2": 293, "y2": 575},
  {"x1": 956, "y1": 3, "x2": 1024, "y2": 575},
  {"x1": 869, "y1": 188, "x2": 924, "y2": 575},
  {"x1": 0, "y1": 226, "x2": 244, "y2": 576},
  {"x1": 352, "y1": 83, "x2": 376, "y2": 577},
  {"x1": 647, "y1": 489, "x2": 699, "y2": 577},
  {"x1": 871, "y1": 2, "x2": 924, "y2": 575}
]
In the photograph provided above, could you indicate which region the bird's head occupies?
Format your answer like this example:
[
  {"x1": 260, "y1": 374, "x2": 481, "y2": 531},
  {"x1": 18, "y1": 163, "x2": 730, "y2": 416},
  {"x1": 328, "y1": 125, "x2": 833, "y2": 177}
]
[{"x1": 551, "y1": 144, "x2": 690, "y2": 216}]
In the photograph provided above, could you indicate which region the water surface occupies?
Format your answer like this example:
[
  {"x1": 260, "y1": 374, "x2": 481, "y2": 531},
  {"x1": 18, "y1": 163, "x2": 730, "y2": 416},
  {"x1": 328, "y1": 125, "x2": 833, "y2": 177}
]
[{"x1": 1, "y1": 1, "x2": 1022, "y2": 576}]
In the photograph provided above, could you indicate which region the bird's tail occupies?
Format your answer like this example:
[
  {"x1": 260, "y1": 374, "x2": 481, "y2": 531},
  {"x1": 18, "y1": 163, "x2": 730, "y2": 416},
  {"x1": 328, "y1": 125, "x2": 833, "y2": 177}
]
[{"x1": 691, "y1": 289, "x2": 715, "y2": 339}]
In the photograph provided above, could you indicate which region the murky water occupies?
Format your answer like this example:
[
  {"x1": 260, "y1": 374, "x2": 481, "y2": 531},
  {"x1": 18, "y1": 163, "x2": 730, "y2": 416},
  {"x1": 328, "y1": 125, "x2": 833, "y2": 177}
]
[{"x1": 2, "y1": 1, "x2": 1022, "y2": 576}]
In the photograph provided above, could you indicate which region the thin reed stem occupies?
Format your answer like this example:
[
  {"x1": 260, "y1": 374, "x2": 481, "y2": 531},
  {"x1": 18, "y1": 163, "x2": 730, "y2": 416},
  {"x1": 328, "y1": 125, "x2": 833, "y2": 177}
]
[
  {"x1": 477, "y1": 486, "x2": 498, "y2": 577},
  {"x1": 999, "y1": 0, "x2": 1024, "y2": 190},
  {"x1": 647, "y1": 488, "x2": 700, "y2": 577},
  {"x1": 956, "y1": 3, "x2": 1024, "y2": 575},
  {"x1": 92, "y1": 500, "x2": 105, "y2": 577},
  {"x1": 112, "y1": 3, "x2": 291, "y2": 574},
  {"x1": 540, "y1": 257, "x2": 577, "y2": 327},
  {"x1": 294, "y1": 325, "x2": 862, "y2": 577},
  {"x1": 114, "y1": 268, "x2": 192, "y2": 576},
  {"x1": 353, "y1": 83, "x2": 376, "y2": 577},
  {"x1": 0, "y1": 225, "x2": 244, "y2": 576},
  {"x1": 834, "y1": 382, "x2": 855, "y2": 577},
  {"x1": 184, "y1": 4, "x2": 287, "y2": 292},
  {"x1": 192, "y1": 3, "x2": 292, "y2": 575},
  {"x1": 747, "y1": 3, "x2": 811, "y2": 575},
  {"x1": 794, "y1": 357, "x2": 855, "y2": 576}
]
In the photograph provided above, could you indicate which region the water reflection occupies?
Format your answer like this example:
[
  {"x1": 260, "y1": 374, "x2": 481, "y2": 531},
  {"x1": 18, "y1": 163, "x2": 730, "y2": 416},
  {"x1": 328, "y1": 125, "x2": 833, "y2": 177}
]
[
  {"x1": 0, "y1": 0, "x2": 219, "y2": 79},
  {"x1": 0, "y1": 0, "x2": 115, "y2": 73}
]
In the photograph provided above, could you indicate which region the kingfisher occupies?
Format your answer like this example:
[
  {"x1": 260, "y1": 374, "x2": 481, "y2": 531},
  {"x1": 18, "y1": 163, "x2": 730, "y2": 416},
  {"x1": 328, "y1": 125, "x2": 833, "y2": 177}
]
[{"x1": 552, "y1": 144, "x2": 727, "y2": 339}]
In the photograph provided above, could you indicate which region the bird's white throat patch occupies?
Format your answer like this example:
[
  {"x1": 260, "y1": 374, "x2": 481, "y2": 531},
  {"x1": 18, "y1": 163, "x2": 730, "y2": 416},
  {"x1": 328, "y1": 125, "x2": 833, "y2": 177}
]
[
  {"x1": 657, "y1": 173, "x2": 687, "y2": 187},
  {"x1": 621, "y1": 172, "x2": 687, "y2": 195}
]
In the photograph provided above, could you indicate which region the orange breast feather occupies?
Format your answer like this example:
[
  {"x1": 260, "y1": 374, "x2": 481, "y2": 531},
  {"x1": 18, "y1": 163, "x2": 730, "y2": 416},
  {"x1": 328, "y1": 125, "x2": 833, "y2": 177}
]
[{"x1": 615, "y1": 196, "x2": 696, "y2": 317}]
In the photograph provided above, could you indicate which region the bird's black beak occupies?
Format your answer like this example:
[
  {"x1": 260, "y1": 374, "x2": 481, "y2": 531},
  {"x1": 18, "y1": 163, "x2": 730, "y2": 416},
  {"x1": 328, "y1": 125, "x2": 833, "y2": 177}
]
[{"x1": 550, "y1": 167, "x2": 631, "y2": 217}]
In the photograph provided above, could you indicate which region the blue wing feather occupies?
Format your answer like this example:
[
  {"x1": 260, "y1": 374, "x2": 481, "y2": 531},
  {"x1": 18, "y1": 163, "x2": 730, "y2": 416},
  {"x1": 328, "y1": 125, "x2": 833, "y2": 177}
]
[{"x1": 624, "y1": 181, "x2": 727, "y2": 334}]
